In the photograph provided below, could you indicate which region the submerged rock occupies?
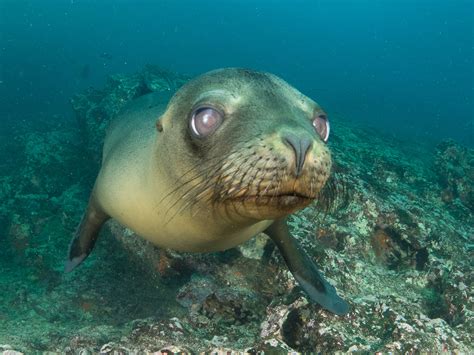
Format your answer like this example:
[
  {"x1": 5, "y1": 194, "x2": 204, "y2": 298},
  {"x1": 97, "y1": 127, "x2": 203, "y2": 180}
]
[
  {"x1": 435, "y1": 139, "x2": 474, "y2": 211},
  {"x1": 71, "y1": 65, "x2": 189, "y2": 162}
]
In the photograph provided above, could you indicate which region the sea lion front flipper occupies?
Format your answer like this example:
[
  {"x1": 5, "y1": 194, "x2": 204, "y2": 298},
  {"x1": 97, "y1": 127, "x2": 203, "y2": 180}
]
[
  {"x1": 64, "y1": 194, "x2": 110, "y2": 273},
  {"x1": 264, "y1": 219, "x2": 350, "y2": 315}
]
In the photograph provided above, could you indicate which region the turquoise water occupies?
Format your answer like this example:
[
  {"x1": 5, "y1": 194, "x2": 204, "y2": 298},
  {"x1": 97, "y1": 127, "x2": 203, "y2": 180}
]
[
  {"x1": 1, "y1": 0, "x2": 472, "y2": 145},
  {"x1": 0, "y1": 1, "x2": 473, "y2": 352}
]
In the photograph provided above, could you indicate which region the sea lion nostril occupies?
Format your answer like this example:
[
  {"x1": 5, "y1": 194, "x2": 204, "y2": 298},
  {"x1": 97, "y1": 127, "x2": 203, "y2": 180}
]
[{"x1": 283, "y1": 134, "x2": 312, "y2": 177}]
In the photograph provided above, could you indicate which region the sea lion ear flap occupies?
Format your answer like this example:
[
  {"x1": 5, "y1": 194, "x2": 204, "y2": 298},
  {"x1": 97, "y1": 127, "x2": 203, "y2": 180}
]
[{"x1": 264, "y1": 219, "x2": 350, "y2": 316}]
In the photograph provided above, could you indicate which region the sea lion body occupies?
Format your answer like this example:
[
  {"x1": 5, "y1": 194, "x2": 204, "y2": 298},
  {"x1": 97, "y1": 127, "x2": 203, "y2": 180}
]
[{"x1": 66, "y1": 69, "x2": 349, "y2": 315}]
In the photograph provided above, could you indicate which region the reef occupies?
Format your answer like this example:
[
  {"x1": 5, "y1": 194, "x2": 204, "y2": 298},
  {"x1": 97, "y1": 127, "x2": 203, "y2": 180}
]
[
  {"x1": 434, "y1": 140, "x2": 474, "y2": 212},
  {"x1": 70, "y1": 65, "x2": 189, "y2": 162},
  {"x1": 0, "y1": 66, "x2": 472, "y2": 353}
]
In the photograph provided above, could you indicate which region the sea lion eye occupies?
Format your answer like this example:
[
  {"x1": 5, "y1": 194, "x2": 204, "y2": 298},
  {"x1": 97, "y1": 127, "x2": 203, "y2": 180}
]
[
  {"x1": 190, "y1": 107, "x2": 223, "y2": 137},
  {"x1": 313, "y1": 114, "x2": 330, "y2": 143}
]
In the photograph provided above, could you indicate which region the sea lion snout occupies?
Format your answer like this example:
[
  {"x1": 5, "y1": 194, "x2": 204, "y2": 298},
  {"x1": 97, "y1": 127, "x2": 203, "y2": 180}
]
[
  {"x1": 282, "y1": 133, "x2": 313, "y2": 177},
  {"x1": 211, "y1": 129, "x2": 331, "y2": 220}
]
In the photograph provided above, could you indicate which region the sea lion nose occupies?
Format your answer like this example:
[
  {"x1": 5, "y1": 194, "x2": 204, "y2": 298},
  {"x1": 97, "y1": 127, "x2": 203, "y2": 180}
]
[{"x1": 283, "y1": 134, "x2": 313, "y2": 177}]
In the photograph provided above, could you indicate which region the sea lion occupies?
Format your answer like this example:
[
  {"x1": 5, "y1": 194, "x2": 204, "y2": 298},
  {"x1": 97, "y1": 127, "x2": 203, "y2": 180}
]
[{"x1": 65, "y1": 68, "x2": 349, "y2": 315}]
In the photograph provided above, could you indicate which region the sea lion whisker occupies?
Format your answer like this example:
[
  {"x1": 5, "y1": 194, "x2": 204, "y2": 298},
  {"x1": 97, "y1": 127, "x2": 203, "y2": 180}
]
[
  {"x1": 261, "y1": 168, "x2": 278, "y2": 197},
  {"x1": 234, "y1": 159, "x2": 254, "y2": 193},
  {"x1": 185, "y1": 185, "x2": 215, "y2": 218},
  {"x1": 213, "y1": 161, "x2": 242, "y2": 201},
  {"x1": 162, "y1": 173, "x2": 214, "y2": 220},
  {"x1": 309, "y1": 178, "x2": 314, "y2": 198},
  {"x1": 160, "y1": 164, "x2": 214, "y2": 206},
  {"x1": 163, "y1": 178, "x2": 216, "y2": 225},
  {"x1": 162, "y1": 152, "x2": 235, "y2": 209},
  {"x1": 312, "y1": 172, "x2": 347, "y2": 218},
  {"x1": 228, "y1": 168, "x2": 253, "y2": 201},
  {"x1": 238, "y1": 163, "x2": 263, "y2": 204},
  {"x1": 172, "y1": 162, "x2": 231, "y2": 218},
  {"x1": 270, "y1": 173, "x2": 283, "y2": 202},
  {"x1": 216, "y1": 158, "x2": 249, "y2": 201},
  {"x1": 163, "y1": 168, "x2": 220, "y2": 220},
  {"x1": 166, "y1": 149, "x2": 244, "y2": 203},
  {"x1": 160, "y1": 154, "x2": 233, "y2": 205},
  {"x1": 218, "y1": 155, "x2": 267, "y2": 202},
  {"x1": 253, "y1": 157, "x2": 273, "y2": 197}
]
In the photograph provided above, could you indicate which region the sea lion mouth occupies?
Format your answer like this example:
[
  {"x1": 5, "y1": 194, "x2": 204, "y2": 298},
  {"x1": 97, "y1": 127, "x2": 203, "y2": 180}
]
[
  {"x1": 218, "y1": 189, "x2": 315, "y2": 220},
  {"x1": 228, "y1": 191, "x2": 314, "y2": 203},
  {"x1": 224, "y1": 190, "x2": 316, "y2": 213},
  {"x1": 272, "y1": 193, "x2": 314, "y2": 205}
]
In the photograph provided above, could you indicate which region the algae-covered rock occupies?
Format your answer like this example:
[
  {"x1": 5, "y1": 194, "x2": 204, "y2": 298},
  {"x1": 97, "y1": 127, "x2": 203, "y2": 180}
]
[
  {"x1": 71, "y1": 65, "x2": 189, "y2": 162},
  {"x1": 435, "y1": 139, "x2": 474, "y2": 211}
]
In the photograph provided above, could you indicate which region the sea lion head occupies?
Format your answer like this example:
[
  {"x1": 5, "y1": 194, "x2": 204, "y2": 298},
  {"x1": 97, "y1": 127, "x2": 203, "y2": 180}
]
[{"x1": 158, "y1": 68, "x2": 332, "y2": 222}]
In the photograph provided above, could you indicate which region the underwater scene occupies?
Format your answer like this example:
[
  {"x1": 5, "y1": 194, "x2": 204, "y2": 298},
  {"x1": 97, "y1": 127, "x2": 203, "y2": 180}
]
[{"x1": 0, "y1": 0, "x2": 472, "y2": 353}]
